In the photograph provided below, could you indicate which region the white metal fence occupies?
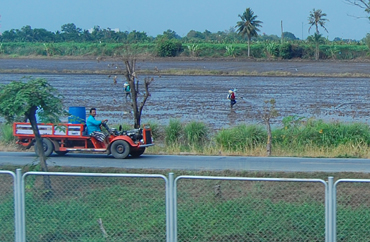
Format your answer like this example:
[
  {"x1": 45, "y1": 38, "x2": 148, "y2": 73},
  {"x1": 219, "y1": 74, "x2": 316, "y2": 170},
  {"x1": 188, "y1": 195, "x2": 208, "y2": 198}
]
[{"x1": 0, "y1": 170, "x2": 368, "y2": 241}]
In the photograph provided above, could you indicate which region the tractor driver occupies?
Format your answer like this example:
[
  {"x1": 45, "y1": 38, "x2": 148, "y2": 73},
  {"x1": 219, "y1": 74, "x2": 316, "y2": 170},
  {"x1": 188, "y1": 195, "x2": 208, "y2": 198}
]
[{"x1": 86, "y1": 108, "x2": 108, "y2": 142}]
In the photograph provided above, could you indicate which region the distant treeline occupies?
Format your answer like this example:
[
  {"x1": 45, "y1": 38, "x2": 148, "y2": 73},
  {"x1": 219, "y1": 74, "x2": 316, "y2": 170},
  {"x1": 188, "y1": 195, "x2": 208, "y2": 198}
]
[
  {"x1": 0, "y1": 23, "x2": 361, "y2": 44},
  {"x1": 0, "y1": 23, "x2": 368, "y2": 60}
]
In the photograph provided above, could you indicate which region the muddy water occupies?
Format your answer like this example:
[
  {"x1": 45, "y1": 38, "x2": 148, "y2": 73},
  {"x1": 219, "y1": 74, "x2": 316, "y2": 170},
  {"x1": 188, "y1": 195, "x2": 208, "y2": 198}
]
[{"x1": 0, "y1": 59, "x2": 370, "y2": 129}]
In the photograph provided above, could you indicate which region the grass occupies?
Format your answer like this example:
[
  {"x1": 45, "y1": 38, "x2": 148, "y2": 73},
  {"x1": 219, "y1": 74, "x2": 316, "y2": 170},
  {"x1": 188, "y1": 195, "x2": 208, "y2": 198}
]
[{"x1": 0, "y1": 124, "x2": 15, "y2": 144}]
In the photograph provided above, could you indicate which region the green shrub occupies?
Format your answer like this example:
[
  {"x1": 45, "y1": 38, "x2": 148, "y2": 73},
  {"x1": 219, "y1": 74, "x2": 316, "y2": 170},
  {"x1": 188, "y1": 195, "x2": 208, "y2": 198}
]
[
  {"x1": 183, "y1": 121, "x2": 208, "y2": 146},
  {"x1": 165, "y1": 119, "x2": 183, "y2": 145},
  {"x1": 250, "y1": 44, "x2": 265, "y2": 58},
  {"x1": 155, "y1": 39, "x2": 183, "y2": 57},
  {"x1": 280, "y1": 42, "x2": 292, "y2": 59},
  {"x1": 273, "y1": 118, "x2": 370, "y2": 148},
  {"x1": 215, "y1": 124, "x2": 266, "y2": 151},
  {"x1": 265, "y1": 42, "x2": 279, "y2": 57},
  {"x1": 291, "y1": 44, "x2": 303, "y2": 58}
]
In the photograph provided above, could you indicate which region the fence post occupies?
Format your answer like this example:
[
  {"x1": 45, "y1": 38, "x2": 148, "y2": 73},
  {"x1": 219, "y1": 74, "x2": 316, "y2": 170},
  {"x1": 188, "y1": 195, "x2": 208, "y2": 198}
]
[
  {"x1": 168, "y1": 173, "x2": 174, "y2": 242},
  {"x1": 327, "y1": 176, "x2": 334, "y2": 242},
  {"x1": 333, "y1": 178, "x2": 337, "y2": 242},
  {"x1": 15, "y1": 169, "x2": 24, "y2": 242}
]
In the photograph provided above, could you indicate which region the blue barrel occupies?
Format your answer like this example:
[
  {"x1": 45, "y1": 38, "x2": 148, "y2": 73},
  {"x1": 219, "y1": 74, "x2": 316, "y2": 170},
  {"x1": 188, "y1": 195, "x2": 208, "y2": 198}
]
[
  {"x1": 68, "y1": 106, "x2": 86, "y2": 124},
  {"x1": 35, "y1": 106, "x2": 43, "y2": 123}
]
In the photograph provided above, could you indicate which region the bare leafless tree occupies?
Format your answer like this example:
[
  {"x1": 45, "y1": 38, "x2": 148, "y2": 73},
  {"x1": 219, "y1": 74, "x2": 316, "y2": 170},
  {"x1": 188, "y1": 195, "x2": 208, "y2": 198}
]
[
  {"x1": 106, "y1": 48, "x2": 154, "y2": 128},
  {"x1": 345, "y1": 0, "x2": 370, "y2": 13},
  {"x1": 122, "y1": 55, "x2": 154, "y2": 128}
]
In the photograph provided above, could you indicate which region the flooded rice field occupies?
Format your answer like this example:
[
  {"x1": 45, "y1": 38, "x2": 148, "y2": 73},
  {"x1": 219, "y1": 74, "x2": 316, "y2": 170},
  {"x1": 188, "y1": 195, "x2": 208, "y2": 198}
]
[{"x1": 0, "y1": 59, "x2": 370, "y2": 130}]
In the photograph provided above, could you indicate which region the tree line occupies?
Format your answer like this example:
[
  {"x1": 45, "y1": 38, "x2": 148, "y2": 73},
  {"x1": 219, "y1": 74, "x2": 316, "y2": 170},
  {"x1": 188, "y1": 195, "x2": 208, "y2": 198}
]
[
  {"x1": 0, "y1": 23, "x2": 302, "y2": 44},
  {"x1": 0, "y1": 6, "x2": 369, "y2": 60},
  {"x1": 1, "y1": 22, "x2": 359, "y2": 45}
]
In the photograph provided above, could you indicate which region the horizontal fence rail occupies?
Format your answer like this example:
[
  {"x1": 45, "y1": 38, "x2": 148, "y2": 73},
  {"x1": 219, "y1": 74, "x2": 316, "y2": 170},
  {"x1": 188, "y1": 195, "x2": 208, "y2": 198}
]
[{"x1": 174, "y1": 176, "x2": 328, "y2": 242}]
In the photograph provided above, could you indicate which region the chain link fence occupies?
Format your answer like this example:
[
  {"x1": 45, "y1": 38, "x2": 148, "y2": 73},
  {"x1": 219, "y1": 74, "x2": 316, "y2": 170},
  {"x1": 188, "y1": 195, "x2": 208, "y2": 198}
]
[
  {"x1": 175, "y1": 176, "x2": 327, "y2": 242},
  {"x1": 0, "y1": 171, "x2": 15, "y2": 242},
  {"x1": 4, "y1": 170, "x2": 370, "y2": 241},
  {"x1": 23, "y1": 172, "x2": 167, "y2": 242},
  {"x1": 335, "y1": 179, "x2": 370, "y2": 242}
]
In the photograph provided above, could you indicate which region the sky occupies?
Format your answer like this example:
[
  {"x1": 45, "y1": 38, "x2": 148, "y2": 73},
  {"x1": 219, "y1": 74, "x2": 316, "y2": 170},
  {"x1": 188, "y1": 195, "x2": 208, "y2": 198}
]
[{"x1": 1, "y1": 0, "x2": 369, "y2": 40}]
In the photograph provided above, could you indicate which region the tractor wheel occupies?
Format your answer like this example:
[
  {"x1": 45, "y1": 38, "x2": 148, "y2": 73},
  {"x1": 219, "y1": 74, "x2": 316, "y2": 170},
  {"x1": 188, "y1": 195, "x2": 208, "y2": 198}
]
[
  {"x1": 55, "y1": 151, "x2": 69, "y2": 156},
  {"x1": 111, "y1": 140, "x2": 130, "y2": 159},
  {"x1": 130, "y1": 148, "x2": 145, "y2": 158},
  {"x1": 34, "y1": 138, "x2": 54, "y2": 157}
]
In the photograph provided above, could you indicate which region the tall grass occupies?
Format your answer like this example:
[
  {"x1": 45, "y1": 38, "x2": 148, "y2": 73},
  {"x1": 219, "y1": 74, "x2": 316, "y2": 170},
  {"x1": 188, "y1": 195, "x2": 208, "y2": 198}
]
[
  {"x1": 3, "y1": 118, "x2": 370, "y2": 158},
  {"x1": 273, "y1": 118, "x2": 370, "y2": 148},
  {"x1": 183, "y1": 121, "x2": 209, "y2": 146},
  {"x1": 0, "y1": 124, "x2": 15, "y2": 144},
  {"x1": 215, "y1": 124, "x2": 266, "y2": 152},
  {"x1": 145, "y1": 120, "x2": 162, "y2": 142},
  {"x1": 165, "y1": 119, "x2": 183, "y2": 145},
  {"x1": 163, "y1": 120, "x2": 209, "y2": 152}
]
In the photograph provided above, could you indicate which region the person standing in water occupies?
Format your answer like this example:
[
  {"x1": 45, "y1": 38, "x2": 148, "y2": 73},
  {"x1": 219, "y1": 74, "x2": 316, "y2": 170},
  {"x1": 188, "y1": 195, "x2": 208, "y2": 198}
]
[{"x1": 227, "y1": 89, "x2": 236, "y2": 108}]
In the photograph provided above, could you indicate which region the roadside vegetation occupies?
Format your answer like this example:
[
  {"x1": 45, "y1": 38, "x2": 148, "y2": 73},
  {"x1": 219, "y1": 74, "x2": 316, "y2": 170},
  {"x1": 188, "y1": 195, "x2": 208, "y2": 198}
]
[{"x1": 3, "y1": 116, "x2": 370, "y2": 159}]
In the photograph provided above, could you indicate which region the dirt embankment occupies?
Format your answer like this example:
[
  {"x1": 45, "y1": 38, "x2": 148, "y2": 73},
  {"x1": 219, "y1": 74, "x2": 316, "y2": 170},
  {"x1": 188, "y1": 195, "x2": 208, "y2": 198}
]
[{"x1": 1, "y1": 57, "x2": 370, "y2": 77}]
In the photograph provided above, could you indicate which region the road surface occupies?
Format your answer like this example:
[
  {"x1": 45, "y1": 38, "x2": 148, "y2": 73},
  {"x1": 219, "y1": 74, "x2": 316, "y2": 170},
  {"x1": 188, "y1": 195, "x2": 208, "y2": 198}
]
[{"x1": 0, "y1": 152, "x2": 369, "y2": 173}]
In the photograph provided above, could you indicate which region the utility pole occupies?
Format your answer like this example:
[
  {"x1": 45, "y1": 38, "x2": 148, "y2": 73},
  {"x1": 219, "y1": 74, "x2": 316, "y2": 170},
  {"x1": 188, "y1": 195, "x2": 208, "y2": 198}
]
[
  {"x1": 281, "y1": 20, "x2": 284, "y2": 44},
  {"x1": 302, "y1": 22, "x2": 303, "y2": 40}
]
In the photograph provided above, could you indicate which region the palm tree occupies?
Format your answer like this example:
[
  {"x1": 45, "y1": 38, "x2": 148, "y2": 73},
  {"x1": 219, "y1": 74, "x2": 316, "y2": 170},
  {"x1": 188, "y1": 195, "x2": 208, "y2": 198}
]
[
  {"x1": 308, "y1": 9, "x2": 329, "y2": 60},
  {"x1": 308, "y1": 9, "x2": 329, "y2": 34},
  {"x1": 307, "y1": 33, "x2": 326, "y2": 60},
  {"x1": 236, "y1": 8, "x2": 263, "y2": 57}
]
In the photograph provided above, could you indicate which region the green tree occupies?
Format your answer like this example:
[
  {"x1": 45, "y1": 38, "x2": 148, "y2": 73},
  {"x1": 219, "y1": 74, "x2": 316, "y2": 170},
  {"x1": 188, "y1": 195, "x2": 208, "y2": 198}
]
[
  {"x1": 236, "y1": 8, "x2": 263, "y2": 57},
  {"x1": 0, "y1": 77, "x2": 66, "y2": 190},
  {"x1": 307, "y1": 33, "x2": 326, "y2": 60},
  {"x1": 161, "y1": 29, "x2": 181, "y2": 40},
  {"x1": 61, "y1": 23, "x2": 82, "y2": 42},
  {"x1": 185, "y1": 30, "x2": 205, "y2": 41},
  {"x1": 282, "y1": 31, "x2": 299, "y2": 40},
  {"x1": 308, "y1": 9, "x2": 329, "y2": 60},
  {"x1": 127, "y1": 30, "x2": 150, "y2": 43}
]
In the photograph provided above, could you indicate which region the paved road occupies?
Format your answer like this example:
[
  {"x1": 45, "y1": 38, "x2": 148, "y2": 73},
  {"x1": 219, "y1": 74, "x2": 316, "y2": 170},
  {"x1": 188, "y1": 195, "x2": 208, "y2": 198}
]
[{"x1": 0, "y1": 152, "x2": 369, "y2": 173}]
